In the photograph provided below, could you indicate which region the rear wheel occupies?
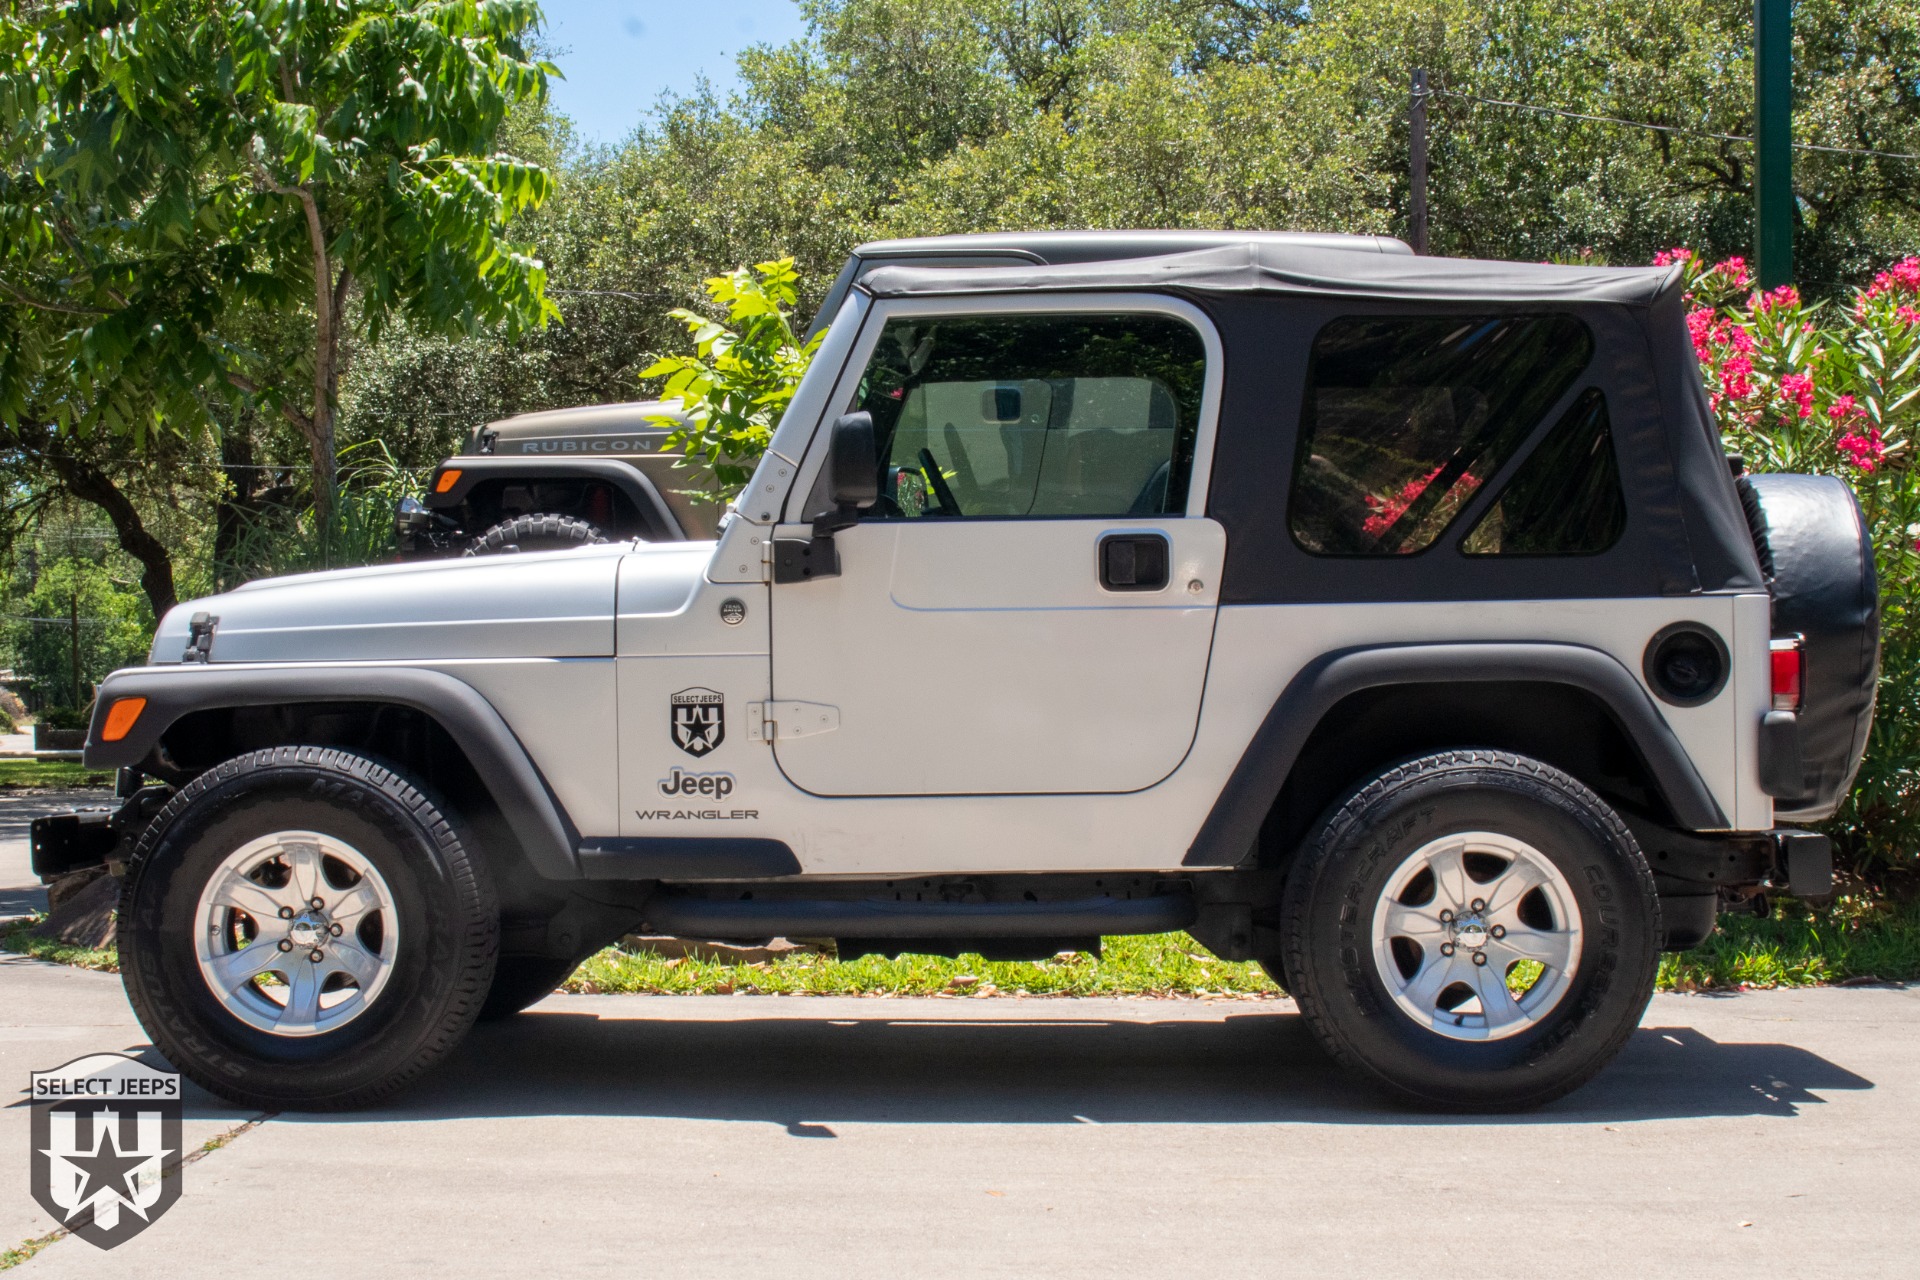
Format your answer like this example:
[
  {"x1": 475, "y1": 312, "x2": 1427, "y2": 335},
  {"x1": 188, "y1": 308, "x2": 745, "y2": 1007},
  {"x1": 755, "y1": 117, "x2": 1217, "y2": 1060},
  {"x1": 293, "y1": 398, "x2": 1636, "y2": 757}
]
[
  {"x1": 463, "y1": 513, "x2": 607, "y2": 556},
  {"x1": 1281, "y1": 750, "x2": 1659, "y2": 1111},
  {"x1": 119, "y1": 748, "x2": 498, "y2": 1110}
]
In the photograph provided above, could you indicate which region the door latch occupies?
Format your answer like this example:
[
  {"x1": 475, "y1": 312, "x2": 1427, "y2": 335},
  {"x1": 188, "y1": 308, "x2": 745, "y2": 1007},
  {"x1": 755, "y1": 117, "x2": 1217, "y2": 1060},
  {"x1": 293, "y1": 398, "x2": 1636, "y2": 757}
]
[
  {"x1": 1098, "y1": 533, "x2": 1170, "y2": 592},
  {"x1": 747, "y1": 701, "x2": 841, "y2": 742}
]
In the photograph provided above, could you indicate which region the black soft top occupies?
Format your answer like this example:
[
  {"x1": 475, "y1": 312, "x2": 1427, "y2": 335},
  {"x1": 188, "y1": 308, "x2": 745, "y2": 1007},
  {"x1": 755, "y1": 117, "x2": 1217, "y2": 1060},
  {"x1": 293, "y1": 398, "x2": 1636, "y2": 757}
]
[
  {"x1": 858, "y1": 241, "x2": 1683, "y2": 307},
  {"x1": 853, "y1": 240, "x2": 1761, "y2": 599}
]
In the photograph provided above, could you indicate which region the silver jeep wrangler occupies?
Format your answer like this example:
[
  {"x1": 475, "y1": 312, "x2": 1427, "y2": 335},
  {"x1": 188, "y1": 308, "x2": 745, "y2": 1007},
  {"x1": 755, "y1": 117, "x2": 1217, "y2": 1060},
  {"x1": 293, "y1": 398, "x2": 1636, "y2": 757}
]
[{"x1": 35, "y1": 231, "x2": 1878, "y2": 1112}]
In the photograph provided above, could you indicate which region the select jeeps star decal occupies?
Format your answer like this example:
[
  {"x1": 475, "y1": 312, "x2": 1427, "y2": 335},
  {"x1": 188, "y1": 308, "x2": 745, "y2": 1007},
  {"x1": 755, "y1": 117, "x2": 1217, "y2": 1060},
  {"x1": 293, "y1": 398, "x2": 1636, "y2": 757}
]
[{"x1": 669, "y1": 687, "x2": 725, "y2": 757}]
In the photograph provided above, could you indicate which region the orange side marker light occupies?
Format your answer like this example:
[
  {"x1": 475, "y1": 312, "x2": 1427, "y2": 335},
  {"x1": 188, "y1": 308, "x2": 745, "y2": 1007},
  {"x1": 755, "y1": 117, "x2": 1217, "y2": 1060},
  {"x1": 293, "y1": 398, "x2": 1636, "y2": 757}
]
[
  {"x1": 434, "y1": 469, "x2": 463, "y2": 493},
  {"x1": 100, "y1": 697, "x2": 147, "y2": 743}
]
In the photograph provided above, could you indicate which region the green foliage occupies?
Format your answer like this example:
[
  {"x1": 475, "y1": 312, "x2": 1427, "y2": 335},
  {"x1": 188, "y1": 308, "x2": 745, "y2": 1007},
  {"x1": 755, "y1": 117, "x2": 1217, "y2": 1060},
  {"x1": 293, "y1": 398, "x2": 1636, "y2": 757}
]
[
  {"x1": 1680, "y1": 252, "x2": 1920, "y2": 881},
  {"x1": 216, "y1": 440, "x2": 428, "y2": 580},
  {"x1": 3, "y1": 527, "x2": 153, "y2": 709},
  {"x1": 0, "y1": 0, "x2": 559, "y2": 503},
  {"x1": 641, "y1": 258, "x2": 824, "y2": 500}
]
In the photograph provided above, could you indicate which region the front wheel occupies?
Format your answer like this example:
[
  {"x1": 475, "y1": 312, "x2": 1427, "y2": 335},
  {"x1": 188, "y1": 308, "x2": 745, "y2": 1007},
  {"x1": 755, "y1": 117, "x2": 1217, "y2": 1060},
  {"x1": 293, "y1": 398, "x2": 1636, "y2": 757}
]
[
  {"x1": 119, "y1": 748, "x2": 498, "y2": 1110},
  {"x1": 1281, "y1": 750, "x2": 1659, "y2": 1111}
]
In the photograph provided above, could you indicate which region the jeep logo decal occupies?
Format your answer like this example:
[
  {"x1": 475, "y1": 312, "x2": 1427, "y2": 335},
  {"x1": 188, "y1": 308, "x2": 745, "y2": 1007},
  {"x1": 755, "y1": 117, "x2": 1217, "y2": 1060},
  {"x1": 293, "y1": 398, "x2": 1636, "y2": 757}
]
[
  {"x1": 659, "y1": 768, "x2": 734, "y2": 799},
  {"x1": 670, "y1": 688, "x2": 724, "y2": 757}
]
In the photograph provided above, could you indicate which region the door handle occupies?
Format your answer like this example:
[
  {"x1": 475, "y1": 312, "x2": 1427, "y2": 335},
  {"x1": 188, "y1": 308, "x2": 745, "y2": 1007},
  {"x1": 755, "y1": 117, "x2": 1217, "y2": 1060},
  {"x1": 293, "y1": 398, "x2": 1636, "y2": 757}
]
[{"x1": 1099, "y1": 533, "x2": 1170, "y2": 592}]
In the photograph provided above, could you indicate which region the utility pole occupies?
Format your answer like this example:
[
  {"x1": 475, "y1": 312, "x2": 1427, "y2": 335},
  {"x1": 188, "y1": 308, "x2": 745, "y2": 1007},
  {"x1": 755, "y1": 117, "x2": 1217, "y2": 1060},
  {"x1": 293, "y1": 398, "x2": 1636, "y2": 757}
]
[
  {"x1": 67, "y1": 586, "x2": 79, "y2": 709},
  {"x1": 1754, "y1": 0, "x2": 1793, "y2": 288},
  {"x1": 1410, "y1": 69, "x2": 1430, "y2": 255}
]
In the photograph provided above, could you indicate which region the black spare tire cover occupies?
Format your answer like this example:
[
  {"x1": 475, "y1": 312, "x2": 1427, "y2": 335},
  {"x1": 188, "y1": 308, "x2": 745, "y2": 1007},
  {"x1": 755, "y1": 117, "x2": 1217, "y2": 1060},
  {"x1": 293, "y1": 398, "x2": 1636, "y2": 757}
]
[{"x1": 1739, "y1": 473, "x2": 1880, "y2": 821}]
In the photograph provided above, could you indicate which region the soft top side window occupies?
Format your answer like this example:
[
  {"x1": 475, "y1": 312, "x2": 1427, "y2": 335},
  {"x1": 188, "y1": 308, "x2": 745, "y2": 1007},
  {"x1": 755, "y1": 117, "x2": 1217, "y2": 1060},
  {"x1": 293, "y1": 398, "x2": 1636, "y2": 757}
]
[
  {"x1": 1462, "y1": 389, "x2": 1626, "y2": 556},
  {"x1": 850, "y1": 312, "x2": 1206, "y2": 519},
  {"x1": 1289, "y1": 314, "x2": 1594, "y2": 556}
]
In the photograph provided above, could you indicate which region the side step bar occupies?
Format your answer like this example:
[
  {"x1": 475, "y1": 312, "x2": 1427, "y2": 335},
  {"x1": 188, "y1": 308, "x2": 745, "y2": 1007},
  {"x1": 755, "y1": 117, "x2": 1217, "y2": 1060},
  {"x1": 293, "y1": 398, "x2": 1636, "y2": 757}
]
[{"x1": 643, "y1": 890, "x2": 1197, "y2": 941}]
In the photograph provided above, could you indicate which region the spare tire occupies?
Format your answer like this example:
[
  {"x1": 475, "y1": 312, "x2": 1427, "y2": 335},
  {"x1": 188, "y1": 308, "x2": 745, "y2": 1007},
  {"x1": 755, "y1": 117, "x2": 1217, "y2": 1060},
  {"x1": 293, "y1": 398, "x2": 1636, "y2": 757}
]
[
  {"x1": 463, "y1": 514, "x2": 608, "y2": 557},
  {"x1": 1739, "y1": 473, "x2": 1880, "y2": 820}
]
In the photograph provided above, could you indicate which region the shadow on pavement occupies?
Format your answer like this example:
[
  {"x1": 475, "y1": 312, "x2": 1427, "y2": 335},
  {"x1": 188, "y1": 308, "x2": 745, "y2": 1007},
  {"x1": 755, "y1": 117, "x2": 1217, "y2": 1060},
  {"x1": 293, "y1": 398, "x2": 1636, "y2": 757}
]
[{"x1": 253, "y1": 1006, "x2": 1873, "y2": 1129}]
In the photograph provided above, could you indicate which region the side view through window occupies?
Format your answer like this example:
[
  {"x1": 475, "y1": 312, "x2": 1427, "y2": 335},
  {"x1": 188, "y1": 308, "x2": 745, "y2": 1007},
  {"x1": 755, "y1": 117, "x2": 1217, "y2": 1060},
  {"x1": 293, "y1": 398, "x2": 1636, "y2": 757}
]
[{"x1": 853, "y1": 313, "x2": 1206, "y2": 520}]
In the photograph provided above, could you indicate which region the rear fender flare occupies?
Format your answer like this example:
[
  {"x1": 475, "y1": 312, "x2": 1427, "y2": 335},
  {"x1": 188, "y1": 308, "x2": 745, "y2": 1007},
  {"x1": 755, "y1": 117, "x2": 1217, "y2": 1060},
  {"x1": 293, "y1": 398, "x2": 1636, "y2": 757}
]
[
  {"x1": 1183, "y1": 642, "x2": 1728, "y2": 867},
  {"x1": 85, "y1": 665, "x2": 581, "y2": 879}
]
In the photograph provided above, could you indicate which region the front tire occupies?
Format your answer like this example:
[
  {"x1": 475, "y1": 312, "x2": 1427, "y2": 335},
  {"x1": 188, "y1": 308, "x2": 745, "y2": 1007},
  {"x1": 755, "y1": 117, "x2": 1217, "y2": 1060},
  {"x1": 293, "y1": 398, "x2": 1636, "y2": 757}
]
[
  {"x1": 120, "y1": 748, "x2": 498, "y2": 1110},
  {"x1": 1281, "y1": 750, "x2": 1659, "y2": 1111}
]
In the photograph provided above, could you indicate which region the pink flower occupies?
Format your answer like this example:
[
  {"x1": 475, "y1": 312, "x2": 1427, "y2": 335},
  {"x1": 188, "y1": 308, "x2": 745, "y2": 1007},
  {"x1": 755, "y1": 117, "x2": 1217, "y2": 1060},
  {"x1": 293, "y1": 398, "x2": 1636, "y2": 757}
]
[
  {"x1": 1753, "y1": 285, "x2": 1801, "y2": 312},
  {"x1": 1713, "y1": 256, "x2": 1752, "y2": 288},
  {"x1": 1361, "y1": 467, "x2": 1481, "y2": 539},
  {"x1": 1865, "y1": 257, "x2": 1920, "y2": 301},
  {"x1": 1837, "y1": 428, "x2": 1885, "y2": 473},
  {"x1": 1686, "y1": 307, "x2": 1715, "y2": 359},
  {"x1": 1654, "y1": 247, "x2": 1694, "y2": 267},
  {"x1": 1720, "y1": 353, "x2": 1754, "y2": 400},
  {"x1": 1828, "y1": 394, "x2": 1862, "y2": 422},
  {"x1": 1898, "y1": 305, "x2": 1920, "y2": 326},
  {"x1": 1779, "y1": 372, "x2": 1815, "y2": 419}
]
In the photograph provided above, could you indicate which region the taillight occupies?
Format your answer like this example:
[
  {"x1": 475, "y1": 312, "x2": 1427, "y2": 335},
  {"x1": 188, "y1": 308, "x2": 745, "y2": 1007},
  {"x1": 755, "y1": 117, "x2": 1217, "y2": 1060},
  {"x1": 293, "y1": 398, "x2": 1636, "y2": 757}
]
[{"x1": 1770, "y1": 636, "x2": 1804, "y2": 712}]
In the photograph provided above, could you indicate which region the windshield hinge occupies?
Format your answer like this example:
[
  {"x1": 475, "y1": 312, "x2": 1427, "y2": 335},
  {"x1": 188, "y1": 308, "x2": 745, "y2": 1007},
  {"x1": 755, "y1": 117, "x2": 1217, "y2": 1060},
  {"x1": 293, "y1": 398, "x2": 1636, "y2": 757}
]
[{"x1": 747, "y1": 701, "x2": 841, "y2": 743}]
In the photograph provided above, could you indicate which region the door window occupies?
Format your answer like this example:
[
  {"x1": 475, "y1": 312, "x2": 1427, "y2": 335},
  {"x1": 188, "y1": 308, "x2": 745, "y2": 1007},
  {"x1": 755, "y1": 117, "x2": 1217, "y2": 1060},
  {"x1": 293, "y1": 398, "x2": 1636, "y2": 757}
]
[
  {"x1": 1288, "y1": 314, "x2": 1594, "y2": 555},
  {"x1": 849, "y1": 313, "x2": 1206, "y2": 519}
]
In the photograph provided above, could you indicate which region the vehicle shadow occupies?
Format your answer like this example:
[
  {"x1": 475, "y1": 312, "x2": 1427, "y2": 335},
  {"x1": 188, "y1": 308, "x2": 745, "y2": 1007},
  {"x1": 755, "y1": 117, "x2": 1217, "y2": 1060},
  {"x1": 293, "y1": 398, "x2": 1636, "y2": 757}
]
[{"x1": 273, "y1": 1003, "x2": 1872, "y2": 1128}]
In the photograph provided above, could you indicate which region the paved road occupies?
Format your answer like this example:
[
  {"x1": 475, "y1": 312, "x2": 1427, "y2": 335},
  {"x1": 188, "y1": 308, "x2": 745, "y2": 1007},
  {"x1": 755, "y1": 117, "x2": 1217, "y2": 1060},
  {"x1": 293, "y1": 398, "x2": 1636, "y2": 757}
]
[
  {"x1": 2, "y1": 955, "x2": 1915, "y2": 1278},
  {"x1": 0, "y1": 789, "x2": 111, "y2": 920}
]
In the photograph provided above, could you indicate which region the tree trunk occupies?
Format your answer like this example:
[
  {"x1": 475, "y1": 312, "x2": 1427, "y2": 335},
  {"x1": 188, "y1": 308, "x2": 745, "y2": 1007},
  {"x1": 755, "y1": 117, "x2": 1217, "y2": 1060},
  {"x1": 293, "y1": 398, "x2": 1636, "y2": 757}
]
[{"x1": 42, "y1": 444, "x2": 179, "y2": 620}]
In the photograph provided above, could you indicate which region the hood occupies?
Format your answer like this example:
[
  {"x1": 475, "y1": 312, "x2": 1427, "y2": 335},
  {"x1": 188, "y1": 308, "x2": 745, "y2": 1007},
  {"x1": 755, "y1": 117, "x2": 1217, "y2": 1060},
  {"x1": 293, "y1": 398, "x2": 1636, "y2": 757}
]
[{"x1": 151, "y1": 541, "x2": 713, "y2": 665}]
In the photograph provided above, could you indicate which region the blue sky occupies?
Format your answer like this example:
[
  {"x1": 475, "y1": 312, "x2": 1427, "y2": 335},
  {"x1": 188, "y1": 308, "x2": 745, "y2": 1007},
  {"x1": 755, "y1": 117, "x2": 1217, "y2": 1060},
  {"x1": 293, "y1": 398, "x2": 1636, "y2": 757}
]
[{"x1": 543, "y1": 0, "x2": 811, "y2": 145}]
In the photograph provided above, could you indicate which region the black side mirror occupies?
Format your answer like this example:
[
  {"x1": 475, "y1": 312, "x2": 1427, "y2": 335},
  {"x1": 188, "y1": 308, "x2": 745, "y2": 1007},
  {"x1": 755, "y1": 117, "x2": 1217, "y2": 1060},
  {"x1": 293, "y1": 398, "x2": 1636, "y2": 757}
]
[
  {"x1": 826, "y1": 411, "x2": 879, "y2": 514},
  {"x1": 776, "y1": 412, "x2": 877, "y2": 584}
]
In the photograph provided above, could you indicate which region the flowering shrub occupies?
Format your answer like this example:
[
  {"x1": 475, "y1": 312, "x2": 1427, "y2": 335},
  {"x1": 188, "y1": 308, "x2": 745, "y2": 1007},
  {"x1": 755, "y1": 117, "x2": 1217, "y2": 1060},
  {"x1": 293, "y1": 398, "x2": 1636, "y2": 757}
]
[{"x1": 1670, "y1": 249, "x2": 1920, "y2": 882}]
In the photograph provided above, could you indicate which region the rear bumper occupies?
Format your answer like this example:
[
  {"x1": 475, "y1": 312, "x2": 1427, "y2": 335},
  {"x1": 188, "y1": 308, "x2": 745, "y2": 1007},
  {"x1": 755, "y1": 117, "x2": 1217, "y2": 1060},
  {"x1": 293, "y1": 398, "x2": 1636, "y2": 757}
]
[{"x1": 1631, "y1": 819, "x2": 1833, "y2": 950}]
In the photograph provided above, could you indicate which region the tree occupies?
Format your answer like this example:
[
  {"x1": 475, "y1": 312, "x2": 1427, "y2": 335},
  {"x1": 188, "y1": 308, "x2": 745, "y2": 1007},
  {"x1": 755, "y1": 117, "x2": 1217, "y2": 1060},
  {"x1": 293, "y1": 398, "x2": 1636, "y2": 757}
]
[{"x1": 0, "y1": 0, "x2": 559, "y2": 543}]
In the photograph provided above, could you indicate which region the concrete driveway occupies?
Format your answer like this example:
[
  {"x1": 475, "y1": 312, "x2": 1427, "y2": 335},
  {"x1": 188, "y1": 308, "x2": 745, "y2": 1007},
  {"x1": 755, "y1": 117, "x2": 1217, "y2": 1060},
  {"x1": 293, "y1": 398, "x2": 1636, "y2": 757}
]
[{"x1": 2, "y1": 951, "x2": 1916, "y2": 1279}]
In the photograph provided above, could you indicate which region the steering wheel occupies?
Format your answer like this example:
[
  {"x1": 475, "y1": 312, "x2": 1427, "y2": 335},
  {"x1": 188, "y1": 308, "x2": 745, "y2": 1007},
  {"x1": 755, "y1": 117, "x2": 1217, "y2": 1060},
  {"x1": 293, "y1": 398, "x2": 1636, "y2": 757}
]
[{"x1": 918, "y1": 447, "x2": 964, "y2": 517}]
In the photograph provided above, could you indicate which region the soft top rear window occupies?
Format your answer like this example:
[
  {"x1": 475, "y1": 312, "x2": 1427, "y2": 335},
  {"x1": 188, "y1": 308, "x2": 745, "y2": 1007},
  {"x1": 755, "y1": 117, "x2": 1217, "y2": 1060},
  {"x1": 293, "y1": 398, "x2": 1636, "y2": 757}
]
[{"x1": 1289, "y1": 314, "x2": 1594, "y2": 555}]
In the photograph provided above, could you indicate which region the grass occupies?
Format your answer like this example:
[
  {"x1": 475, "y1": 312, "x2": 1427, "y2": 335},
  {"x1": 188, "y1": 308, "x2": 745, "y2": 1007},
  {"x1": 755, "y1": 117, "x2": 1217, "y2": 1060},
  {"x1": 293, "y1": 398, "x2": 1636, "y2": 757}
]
[
  {"x1": 10, "y1": 901, "x2": 1920, "y2": 996},
  {"x1": 568, "y1": 933, "x2": 1283, "y2": 998},
  {"x1": 0, "y1": 758, "x2": 113, "y2": 789},
  {"x1": 0, "y1": 916, "x2": 118, "y2": 972}
]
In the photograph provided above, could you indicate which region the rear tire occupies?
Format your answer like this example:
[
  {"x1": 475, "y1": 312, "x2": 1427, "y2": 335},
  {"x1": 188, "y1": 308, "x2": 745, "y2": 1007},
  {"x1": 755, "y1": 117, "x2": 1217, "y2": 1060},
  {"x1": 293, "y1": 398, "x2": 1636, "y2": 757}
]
[
  {"x1": 463, "y1": 513, "x2": 607, "y2": 556},
  {"x1": 119, "y1": 748, "x2": 498, "y2": 1111},
  {"x1": 1281, "y1": 749, "x2": 1659, "y2": 1111},
  {"x1": 478, "y1": 955, "x2": 580, "y2": 1020}
]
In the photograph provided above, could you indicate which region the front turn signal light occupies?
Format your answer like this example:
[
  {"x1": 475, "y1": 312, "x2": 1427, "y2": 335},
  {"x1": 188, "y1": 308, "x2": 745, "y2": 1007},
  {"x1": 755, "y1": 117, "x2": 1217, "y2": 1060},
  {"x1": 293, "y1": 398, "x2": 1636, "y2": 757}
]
[
  {"x1": 433, "y1": 469, "x2": 463, "y2": 494},
  {"x1": 100, "y1": 697, "x2": 147, "y2": 743}
]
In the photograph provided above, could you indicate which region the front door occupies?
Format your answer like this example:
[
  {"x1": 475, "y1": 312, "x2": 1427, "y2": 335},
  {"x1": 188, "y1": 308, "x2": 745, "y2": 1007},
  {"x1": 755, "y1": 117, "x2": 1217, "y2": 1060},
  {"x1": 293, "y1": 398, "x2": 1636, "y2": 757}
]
[{"x1": 771, "y1": 302, "x2": 1225, "y2": 796}]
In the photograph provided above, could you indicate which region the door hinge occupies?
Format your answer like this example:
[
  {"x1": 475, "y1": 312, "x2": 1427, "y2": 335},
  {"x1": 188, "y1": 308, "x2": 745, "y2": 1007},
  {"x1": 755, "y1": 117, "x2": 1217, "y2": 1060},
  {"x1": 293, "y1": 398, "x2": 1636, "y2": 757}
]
[{"x1": 747, "y1": 701, "x2": 841, "y2": 742}]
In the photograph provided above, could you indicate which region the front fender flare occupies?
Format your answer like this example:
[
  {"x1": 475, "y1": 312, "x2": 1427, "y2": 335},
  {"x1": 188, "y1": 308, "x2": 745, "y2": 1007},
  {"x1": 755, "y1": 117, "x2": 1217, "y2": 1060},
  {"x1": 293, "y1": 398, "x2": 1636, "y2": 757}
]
[
  {"x1": 1182, "y1": 642, "x2": 1728, "y2": 867},
  {"x1": 85, "y1": 665, "x2": 582, "y2": 879}
]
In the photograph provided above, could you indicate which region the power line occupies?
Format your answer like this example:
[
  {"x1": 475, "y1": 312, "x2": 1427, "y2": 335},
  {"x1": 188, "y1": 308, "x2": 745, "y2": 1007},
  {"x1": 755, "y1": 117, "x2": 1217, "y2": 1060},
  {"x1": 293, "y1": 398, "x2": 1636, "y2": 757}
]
[{"x1": 1429, "y1": 88, "x2": 1920, "y2": 162}]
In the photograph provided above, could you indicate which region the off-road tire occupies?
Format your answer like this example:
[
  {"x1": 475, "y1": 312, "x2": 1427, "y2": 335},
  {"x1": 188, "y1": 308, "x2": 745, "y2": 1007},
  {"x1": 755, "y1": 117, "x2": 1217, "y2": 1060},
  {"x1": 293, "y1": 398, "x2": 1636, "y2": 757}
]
[
  {"x1": 478, "y1": 955, "x2": 580, "y2": 1020},
  {"x1": 119, "y1": 748, "x2": 498, "y2": 1111},
  {"x1": 463, "y1": 513, "x2": 607, "y2": 556},
  {"x1": 1280, "y1": 749, "x2": 1660, "y2": 1111}
]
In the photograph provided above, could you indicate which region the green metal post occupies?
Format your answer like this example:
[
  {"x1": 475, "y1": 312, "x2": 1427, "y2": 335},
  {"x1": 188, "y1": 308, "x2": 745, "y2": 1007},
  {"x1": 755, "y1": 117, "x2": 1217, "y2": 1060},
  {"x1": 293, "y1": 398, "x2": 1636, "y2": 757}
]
[{"x1": 1754, "y1": 0, "x2": 1793, "y2": 288}]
